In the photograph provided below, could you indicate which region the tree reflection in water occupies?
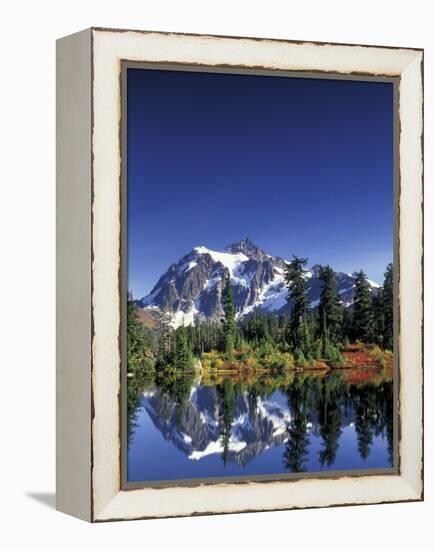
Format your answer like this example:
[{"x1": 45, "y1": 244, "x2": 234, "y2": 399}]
[
  {"x1": 284, "y1": 376, "x2": 312, "y2": 473},
  {"x1": 127, "y1": 368, "x2": 394, "y2": 476},
  {"x1": 282, "y1": 373, "x2": 393, "y2": 472}
]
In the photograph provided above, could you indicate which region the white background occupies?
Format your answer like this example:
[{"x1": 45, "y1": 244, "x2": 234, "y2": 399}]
[{"x1": 1, "y1": 0, "x2": 431, "y2": 547}]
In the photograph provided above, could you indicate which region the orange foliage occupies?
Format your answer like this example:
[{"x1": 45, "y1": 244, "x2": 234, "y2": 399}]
[
  {"x1": 341, "y1": 344, "x2": 393, "y2": 369},
  {"x1": 342, "y1": 350, "x2": 377, "y2": 366}
]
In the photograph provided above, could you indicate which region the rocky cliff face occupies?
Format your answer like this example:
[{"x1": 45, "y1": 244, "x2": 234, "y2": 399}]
[{"x1": 137, "y1": 238, "x2": 379, "y2": 328}]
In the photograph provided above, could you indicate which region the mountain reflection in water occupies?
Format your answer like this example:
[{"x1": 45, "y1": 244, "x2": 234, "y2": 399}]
[{"x1": 127, "y1": 370, "x2": 394, "y2": 483}]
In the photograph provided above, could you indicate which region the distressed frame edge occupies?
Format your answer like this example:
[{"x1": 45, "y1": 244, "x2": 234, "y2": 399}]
[
  {"x1": 396, "y1": 51, "x2": 424, "y2": 499},
  {"x1": 90, "y1": 28, "x2": 423, "y2": 522},
  {"x1": 91, "y1": 25, "x2": 424, "y2": 54},
  {"x1": 56, "y1": 27, "x2": 93, "y2": 522}
]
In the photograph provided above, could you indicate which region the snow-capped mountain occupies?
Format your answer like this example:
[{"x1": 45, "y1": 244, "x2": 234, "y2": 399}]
[{"x1": 137, "y1": 238, "x2": 380, "y2": 328}]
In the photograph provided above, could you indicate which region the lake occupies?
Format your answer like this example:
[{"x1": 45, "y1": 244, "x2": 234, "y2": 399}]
[{"x1": 127, "y1": 369, "x2": 394, "y2": 483}]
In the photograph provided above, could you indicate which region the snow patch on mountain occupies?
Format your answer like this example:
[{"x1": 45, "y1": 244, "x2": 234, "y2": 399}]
[
  {"x1": 192, "y1": 245, "x2": 259, "y2": 291},
  {"x1": 188, "y1": 439, "x2": 247, "y2": 461},
  {"x1": 179, "y1": 260, "x2": 197, "y2": 273},
  {"x1": 194, "y1": 246, "x2": 249, "y2": 272},
  {"x1": 170, "y1": 301, "x2": 200, "y2": 328},
  {"x1": 260, "y1": 282, "x2": 288, "y2": 312}
]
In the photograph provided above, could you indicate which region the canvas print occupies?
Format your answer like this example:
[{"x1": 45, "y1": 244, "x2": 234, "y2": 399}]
[{"x1": 125, "y1": 67, "x2": 395, "y2": 484}]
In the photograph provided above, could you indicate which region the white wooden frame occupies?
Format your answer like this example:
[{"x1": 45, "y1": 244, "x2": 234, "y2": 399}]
[{"x1": 56, "y1": 27, "x2": 423, "y2": 522}]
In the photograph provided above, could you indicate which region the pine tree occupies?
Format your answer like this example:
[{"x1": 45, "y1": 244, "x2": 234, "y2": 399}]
[
  {"x1": 268, "y1": 313, "x2": 279, "y2": 343},
  {"x1": 372, "y1": 292, "x2": 385, "y2": 346},
  {"x1": 222, "y1": 272, "x2": 236, "y2": 354},
  {"x1": 318, "y1": 265, "x2": 343, "y2": 343},
  {"x1": 127, "y1": 298, "x2": 143, "y2": 371},
  {"x1": 127, "y1": 297, "x2": 155, "y2": 374},
  {"x1": 284, "y1": 256, "x2": 309, "y2": 349},
  {"x1": 322, "y1": 331, "x2": 344, "y2": 365},
  {"x1": 352, "y1": 270, "x2": 375, "y2": 343},
  {"x1": 156, "y1": 311, "x2": 174, "y2": 366},
  {"x1": 173, "y1": 327, "x2": 194, "y2": 370},
  {"x1": 382, "y1": 263, "x2": 394, "y2": 350},
  {"x1": 299, "y1": 317, "x2": 313, "y2": 359},
  {"x1": 342, "y1": 307, "x2": 353, "y2": 343}
]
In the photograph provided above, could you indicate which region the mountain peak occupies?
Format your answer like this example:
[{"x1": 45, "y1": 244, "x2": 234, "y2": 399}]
[
  {"x1": 139, "y1": 240, "x2": 380, "y2": 327},
  {"x1": 224, "y1": 238, "x2": 266, "y2": 260}
]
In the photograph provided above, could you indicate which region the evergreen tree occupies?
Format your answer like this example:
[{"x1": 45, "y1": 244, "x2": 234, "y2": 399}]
[
  {"x1": 284, "y1": 256, "x2": 309, "y2": 349},
  {"x1": 299, "y1": 318, "x2": 314, "y2": 360},
  {"x1": 372, "y1": 292, "x2": 385, "y2": 346},
  {"x1": 382, "y1": 263, "x2": 394, "y2": 350},
  {"x1": 222, "y1": 272, "x2": 236, "y2": 354},
  {"x1": 322, "y1": 332, "x2": 345, "y2": 365},
  {"x1": 268, "y1": 313, "x2": 279, "y2": 343},
  {"x1": 156, "y1": 311, "x2": 174, "y2": 366},
  {"x1": 127, "y1": 297, "x2": 155, "y2": 374},
  {"x1": 127, "y1": 298, "x2": 144, "y2": 372},
  {"x1": 173, "y1": 327, "x2": 194, "y2": 370},
  {"x1": 342, "y1": 307, "x2": 353, "y2": 343},
  {"x1": 352, "y1": 270, "x2": 375, "y2": 343},
  {"x1": 318, "y1": 265, "x2": 343, "y2": 343}
]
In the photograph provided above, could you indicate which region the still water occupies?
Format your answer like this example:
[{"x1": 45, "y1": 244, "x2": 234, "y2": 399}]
[{"x1": 127, "y1": 370, "x2": 394, "y2": 483}]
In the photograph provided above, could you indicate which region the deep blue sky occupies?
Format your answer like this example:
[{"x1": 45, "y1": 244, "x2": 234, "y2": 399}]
[{"x1": 127, "y1": 68, "x2": 394, "y2": 299}]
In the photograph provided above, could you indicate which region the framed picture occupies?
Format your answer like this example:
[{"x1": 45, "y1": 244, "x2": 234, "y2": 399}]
[{"x1": 56, "y1": 28, "x2": 423, "y2": 522}]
